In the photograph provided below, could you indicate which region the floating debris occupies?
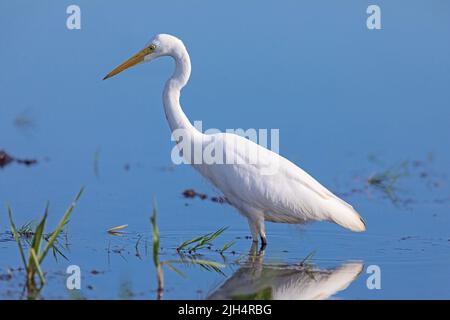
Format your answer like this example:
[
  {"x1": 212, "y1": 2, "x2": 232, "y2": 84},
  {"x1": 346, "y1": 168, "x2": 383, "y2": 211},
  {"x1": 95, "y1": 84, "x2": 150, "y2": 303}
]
[
  {"x1": 182, "y1": 189, "x2": 199, "y2": 198},
  {"x1": 0, "y1": 150, "x2": 37, "y2": 168},
  {"x1": 182, "y1": 189, "x2": 228, "y2": 204},
  {"x1": 0, "y1": 150, "x2": 14, "y2": 168},
  {"x1": 211, "y1": 196, "x2": 227, "y2": 204},
  {"x1": 107, "y1": 224, "x2": 128, "y2": 235},
  {"x1": 90, "y1": 269, "x2": 103, "y2": 275}
]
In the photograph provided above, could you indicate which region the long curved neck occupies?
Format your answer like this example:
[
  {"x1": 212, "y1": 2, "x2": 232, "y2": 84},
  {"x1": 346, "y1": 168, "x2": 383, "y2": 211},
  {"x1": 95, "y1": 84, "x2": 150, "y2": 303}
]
[{"x1": 163, "y1": 47, "x2": 197, "y2": 134}]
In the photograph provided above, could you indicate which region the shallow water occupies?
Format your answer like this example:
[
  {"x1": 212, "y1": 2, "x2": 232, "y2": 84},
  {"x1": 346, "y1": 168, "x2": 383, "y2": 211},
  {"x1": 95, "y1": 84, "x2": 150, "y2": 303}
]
[{"x1": 1, "y1": 1, "x2": 449, "y2": 299}]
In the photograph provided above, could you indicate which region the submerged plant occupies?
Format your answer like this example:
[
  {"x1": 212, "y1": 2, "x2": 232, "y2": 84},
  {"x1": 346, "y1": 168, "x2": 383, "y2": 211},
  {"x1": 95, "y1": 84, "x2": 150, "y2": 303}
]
[
  {"x1": 93, "y1": 147, "x2": 101, "y2": 178},
  {"x1": 299, "y1": 251, "x2": 317, "y2": 280},
  {"x1": 7, "y1": 188, "x2": 84, "y2": 299},
  {"x1": 150, "y1": 203, "x2": 164, "y2": 299},
  {"x1": 16, "y1": 221, "x2": 34, "y2": 239},
  {"x1": 150, "y1": 202, "x2": 225, "y2": 299},
  {"x1": 366, "y1": 161, "x2": 409, "y2": 204},
  {"x1": 176, "y1": 227, "x2": 228, "y2": 253},
  {"x1": 219, "y1": 240, "x2": 236, "y2": 255}
]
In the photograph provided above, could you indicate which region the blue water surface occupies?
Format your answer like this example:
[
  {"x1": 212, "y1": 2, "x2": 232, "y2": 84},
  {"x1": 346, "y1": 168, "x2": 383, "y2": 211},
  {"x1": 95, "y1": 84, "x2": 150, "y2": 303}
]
[{"x1": 1, "y1": 1, "x2": 449, "y2": 299}]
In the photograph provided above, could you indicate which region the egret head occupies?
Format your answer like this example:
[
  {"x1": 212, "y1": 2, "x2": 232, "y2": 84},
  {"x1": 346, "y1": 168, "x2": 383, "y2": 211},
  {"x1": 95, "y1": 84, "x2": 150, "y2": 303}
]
[{"x1": 103, "y1": 34, "x2": 183, "y2": 80}]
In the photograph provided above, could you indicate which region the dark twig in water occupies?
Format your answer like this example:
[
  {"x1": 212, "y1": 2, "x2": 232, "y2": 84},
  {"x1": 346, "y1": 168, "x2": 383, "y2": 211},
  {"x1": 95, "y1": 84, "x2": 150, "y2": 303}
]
[
  {"x1": 0, "y1": 150, "x2": 37, "y2": 168},
  {"x1": 182, "y1": 189, "x2": 207, "y2": 200}
]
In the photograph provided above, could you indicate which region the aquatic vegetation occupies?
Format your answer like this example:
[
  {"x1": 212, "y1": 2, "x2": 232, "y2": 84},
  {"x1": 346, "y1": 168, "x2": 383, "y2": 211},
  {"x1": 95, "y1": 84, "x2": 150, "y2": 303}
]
[
  {"x1": 176, "y1": 227, "x2": 228, "y2": 253},
  {"x1": 134, "y1": 234, "x2": 144, "y2": 258},
  {"x1": 14, "y1": 109, "x2": 36, "y2": 133},
  {"x1": 16, "y1": 221, "x2": 35, "y2": 239},
  {"x1": 7, "y1": 188, "x2": 84, "y2": 298},
  {"x1": 219, "y1": 240, "x2": 236, "y2": 255},
  {"x1": 93, "y1": 147, "x2": 101, "y2": 178},
  {"x1": 9, "y1": 221, "x2": 69, "y2": 252},
  {"x1": 150, "y1": 204, "x2": 164, "y2": 299},
  {"x1": 366, "y1": 161, "x2": 409, "y2": 204},
  {"x1": 298, "y1": 251, "x2": 317, "y2": 280},
  {"x1": 150, "y1": 203, "x2": 225, "y2": 299},
  {"x1": 168, "y1": 253, "x2": 225, "y2": 276},
  {"x1": 337, "y1": 154, "x2": 449, "y2": 208}
]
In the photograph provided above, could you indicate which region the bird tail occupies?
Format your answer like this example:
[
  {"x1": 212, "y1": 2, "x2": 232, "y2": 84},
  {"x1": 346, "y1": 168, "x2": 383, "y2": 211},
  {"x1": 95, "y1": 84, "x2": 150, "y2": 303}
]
[{"x1": 328, "y1": 200, "x2": 366, "y2": 232}]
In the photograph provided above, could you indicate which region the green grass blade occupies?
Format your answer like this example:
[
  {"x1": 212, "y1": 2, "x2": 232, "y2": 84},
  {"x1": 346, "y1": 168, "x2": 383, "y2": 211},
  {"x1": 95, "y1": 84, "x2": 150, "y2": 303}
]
[
  {"x1": 162, "y1": 261, "x2": 186, "y2": 278},
  {"x1": 300, "y1": 251, "x2": 316, "y2": 266},
  {"x1": 17, "y1": 221, "x2": 33, "y2": 237},
  {"x1": 219, "y1": 240, "x2": 236, "y2": 254},
  {"x1": 29, "y1": 248, "x2": 45, "y2": 286},
  {"x1": 8, "y1": 207, "x2": 27, "y2": 269},
  {"x1": 28, "y1": 203, "x2": 49, "y2": 268},
  {"x1": 178, "y1": 227, "x2": 229, "y2": 252},
  {"x1": 206, "y1": 227, "x2": 228, "y2": 242},
  {"x1": 39, "y1": 188, "x2": 84, "y2": 263},
  {"x1": 177, "y1": 235, "x2": 206, "y2": 251},
  {"x1": 50, "y1": 241, "x2": 68, "y2": 261},
  {"x1": 189, "y1": 259, "x2": 225, "y2": 275},
  {"x1": 168, "y1": 257, "x2": 225, "y2": 275},
  {"x1": 150, "y1": 203, "x2": 160, "y2": 267}
]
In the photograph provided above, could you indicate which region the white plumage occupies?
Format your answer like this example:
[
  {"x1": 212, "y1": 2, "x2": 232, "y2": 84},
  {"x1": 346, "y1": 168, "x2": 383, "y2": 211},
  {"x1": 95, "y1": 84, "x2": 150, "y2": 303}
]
[
  {"x1": 208, "y1": 259, "x2": 364, "y2": 300},
  {"x1": 104, "y1": 34, "x2": 366, "y2": 246}
]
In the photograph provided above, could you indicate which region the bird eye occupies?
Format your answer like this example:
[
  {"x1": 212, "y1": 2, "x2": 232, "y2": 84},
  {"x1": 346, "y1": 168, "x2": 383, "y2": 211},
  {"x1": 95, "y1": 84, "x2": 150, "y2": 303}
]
[{"x1": 149, "y1": 44, "x2": 156, "y2": 50}]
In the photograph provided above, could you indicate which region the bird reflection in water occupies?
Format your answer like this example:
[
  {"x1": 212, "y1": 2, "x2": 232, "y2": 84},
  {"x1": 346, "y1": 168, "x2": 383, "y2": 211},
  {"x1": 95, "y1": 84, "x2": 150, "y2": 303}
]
[{"x1": 208, "y1": 244, "x2": 363, "y2": 300}]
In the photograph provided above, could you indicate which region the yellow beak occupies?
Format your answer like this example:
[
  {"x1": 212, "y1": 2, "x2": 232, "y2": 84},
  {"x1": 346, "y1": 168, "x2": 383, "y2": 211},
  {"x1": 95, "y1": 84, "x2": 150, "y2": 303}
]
[{"x1": 103, "y1": 48, "x2": 149, "y2": 80}]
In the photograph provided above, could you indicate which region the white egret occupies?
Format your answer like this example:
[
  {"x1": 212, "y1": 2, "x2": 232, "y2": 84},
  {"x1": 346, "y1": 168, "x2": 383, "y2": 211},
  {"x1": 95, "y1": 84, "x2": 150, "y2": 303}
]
[
  {"x1": 208, "y1": 262, "x2": 363, "y2": 300},
  {"x1": 104, "y1": 34, "x2": 366, "y2": 246}
]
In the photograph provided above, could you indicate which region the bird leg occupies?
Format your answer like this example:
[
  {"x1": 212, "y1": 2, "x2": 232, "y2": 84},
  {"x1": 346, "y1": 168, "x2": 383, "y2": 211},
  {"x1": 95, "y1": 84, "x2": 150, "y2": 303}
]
[
  {"x1": 247, "y1": 217, "x2": 267, "y2": 248},
  {"x1": 248, "y1": 218, "x2": 259, "y2": 244},
  {"x1": 257, "y1": 219, "x2": 267, "y2": 248},
  {"x1": 260, "y1": 235, "x2": 267, "y2": 251},
  {"x1": 249, "y1": 241, "x2": 259, "y2": 256}
]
